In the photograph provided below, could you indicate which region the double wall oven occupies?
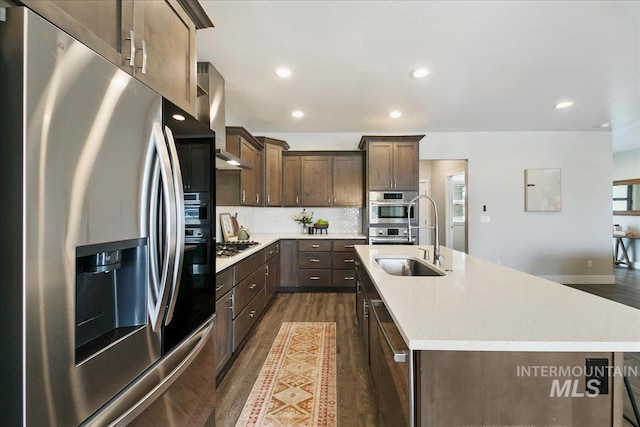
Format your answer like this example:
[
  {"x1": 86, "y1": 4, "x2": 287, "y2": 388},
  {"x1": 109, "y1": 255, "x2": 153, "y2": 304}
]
[{"x1": 369, "y1": 191, "x2": 418, "y2": 245}]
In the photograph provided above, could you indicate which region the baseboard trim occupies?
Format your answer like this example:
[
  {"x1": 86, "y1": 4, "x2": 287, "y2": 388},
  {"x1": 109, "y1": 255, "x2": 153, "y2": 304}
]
[{"x1": 541, "y1": 275, "x2": 616, "y2": 285}]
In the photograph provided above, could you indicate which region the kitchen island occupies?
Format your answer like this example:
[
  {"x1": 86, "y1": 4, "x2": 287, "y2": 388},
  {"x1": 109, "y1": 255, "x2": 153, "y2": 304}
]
[{"x1": 355, "y1": 244, "x2": 640, "y2": 426}]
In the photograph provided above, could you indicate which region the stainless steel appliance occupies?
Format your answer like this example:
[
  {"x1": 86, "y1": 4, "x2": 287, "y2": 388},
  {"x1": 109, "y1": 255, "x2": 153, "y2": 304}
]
[
  {"x1": 185, "y1": 192, "x2": 212, "y2": 225},
  {"x1": 0, "y1": 8, "x2": 214, "y2": 426},
  {"x1": 369, "y1": 191, "x2": 418, "y2": 225},
  {"x1": 369, "y1": 226, "x2": 418, "y2": 245},
  {"x1": 185, "y1": 227, "x2": 213, "y2": 274},
  {"x1": 215, "y1": 241, "x2": 261, "y2": 257}
]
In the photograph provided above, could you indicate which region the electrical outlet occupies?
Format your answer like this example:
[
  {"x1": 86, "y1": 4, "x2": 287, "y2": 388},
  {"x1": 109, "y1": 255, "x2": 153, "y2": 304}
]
[{"x1": 587, "y1": 260, "x2": 593, "y2": 268}]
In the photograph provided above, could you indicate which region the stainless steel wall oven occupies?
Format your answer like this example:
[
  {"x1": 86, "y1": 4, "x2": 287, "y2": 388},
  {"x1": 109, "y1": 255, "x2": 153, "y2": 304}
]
[
  {"x1": 184, "y1": 192, "x2": 211, "y2": 225},
  {"x1": 369, "y1": 191, "x2": 418, "y2": 225}
]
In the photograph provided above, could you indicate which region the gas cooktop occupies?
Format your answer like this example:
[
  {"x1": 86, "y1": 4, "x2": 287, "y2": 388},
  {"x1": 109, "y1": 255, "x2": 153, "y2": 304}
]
[{"x1": 215, "y1": 241, "x2": 260, "y2": 258}]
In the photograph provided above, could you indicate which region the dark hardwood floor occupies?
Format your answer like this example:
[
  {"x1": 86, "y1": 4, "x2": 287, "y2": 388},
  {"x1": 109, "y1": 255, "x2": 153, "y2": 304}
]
[
  {"x1": 216, "y1": 293, "x2": 377, "y2": 427},
  {"x1": 217, "y1": 268, "x2": 640, "y2": 427},
  {"x1": 565, "y1": 267, "x2": 640, "y2": 427}
]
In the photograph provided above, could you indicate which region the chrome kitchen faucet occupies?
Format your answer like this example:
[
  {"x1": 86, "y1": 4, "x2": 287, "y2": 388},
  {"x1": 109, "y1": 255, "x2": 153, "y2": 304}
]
[{"x1": 407, "y1": 195, "x2": 443, "y2": 266}]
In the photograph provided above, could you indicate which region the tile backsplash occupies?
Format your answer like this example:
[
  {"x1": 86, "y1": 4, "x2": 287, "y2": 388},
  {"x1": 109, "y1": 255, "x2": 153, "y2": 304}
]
[{"x1": 214, "y1": 206, "x2": 363, "y2": 241}]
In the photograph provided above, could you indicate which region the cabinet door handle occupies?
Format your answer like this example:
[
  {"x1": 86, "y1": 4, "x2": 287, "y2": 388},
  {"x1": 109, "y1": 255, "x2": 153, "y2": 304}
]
[
  {"x1": 138, "y1": 39, "x2": 147, "y2": 74},
  {"x1": 249, "y1": 284, "x2": 257, "y2": 290},
  {"x1": 296, "y1": 195, "x2": 299, "y2": 205},
  {"x1": 267, "y1": 194, "x2": 270, "y2": 204},
  {"x1": 242, "y1": 190, "x2": 246, "y2": 203},
  {"x1": 310, "y1": 276, "x2": 320, "y2": 280},
  {"x1": 344, "y1": 245, "x2": 354, "y2": 248},
  {"x1": 256, "y1": 193, "x2": 259, "y2": 204},
  {"x1": 265, "y1": 265, "x2": 270, "y2": 276},
  {"x1": 311, "y1": 244, "x2": 320, "y2": 248},
  {"x1": 125, "y1": 30, "x2": 136, "y2": 68},
  {"x1": 215, "y1": 285, "x2": 224, "y2": 292},
  {"x1": 344, "y1": 259, "x2": 355, "y2": 263},
  {"x1": 344, "y1": 276, "x2": 355, "y2": 280},
  {"x1": 328, "y1": 198, "x2": 330, "y2": 205},
  {"x1": 249, "y1": 310, "x2": 256, "y2": 318},
  {"x1": 310, "y1": 259, "x2": 320, "y2": 263}
]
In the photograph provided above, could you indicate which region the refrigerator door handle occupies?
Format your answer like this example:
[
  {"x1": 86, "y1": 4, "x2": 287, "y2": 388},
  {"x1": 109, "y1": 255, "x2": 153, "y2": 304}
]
[
  {"x1": 146, "y1": 122, "x2": 178, "y2": 332},
  {"x1": 163, "y1": 125, "x2": 185, "y2": 326}
]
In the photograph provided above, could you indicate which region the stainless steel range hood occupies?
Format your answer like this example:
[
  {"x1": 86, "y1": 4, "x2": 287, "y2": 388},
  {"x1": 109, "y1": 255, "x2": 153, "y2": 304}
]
[{"x1": 215, "y1": 149, "x2": 252, "y2": 170}]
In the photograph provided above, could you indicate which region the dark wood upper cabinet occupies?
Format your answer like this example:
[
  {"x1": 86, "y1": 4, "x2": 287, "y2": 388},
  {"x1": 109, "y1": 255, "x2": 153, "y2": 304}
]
[
  {"x1": 257, "y1": 137, "x2": 290, "y2": 207},
  {"x1": 301, "y1": 156, "x2": 333, "y2": 207},
  {"x1": 333, "y1": 154, "x2": 364, "y2": 207},
  {"x1": 22, "y1": 0, "x2": 201, "y2": 114},
  {"x1": 359, "y1": 135, "x2": 424, "y2": 191},
  {"x1": 220, "y1": 127, "x2": 264, "y2": 206},
  {"x1": 282, "y1": 156, "x2": 302, "y2": 207},
  {"x1": 283, "y1": 151, "x2": 364, "y2": 207},
  {"x1": 177, "y1": 143, "x2": 210, "y2": 192}
]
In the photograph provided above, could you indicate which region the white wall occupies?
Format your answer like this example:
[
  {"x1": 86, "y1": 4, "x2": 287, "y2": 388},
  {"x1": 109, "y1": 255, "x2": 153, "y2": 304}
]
[
  {"x1": 613, "y1": 148, "x2": 640, "y2": 267},
  {"x1": 421, "y1": 132, "x2": 613, "y2": 283}
]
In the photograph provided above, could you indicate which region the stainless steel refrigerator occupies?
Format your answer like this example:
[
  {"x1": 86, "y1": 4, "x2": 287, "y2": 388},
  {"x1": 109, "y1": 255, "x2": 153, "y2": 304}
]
[{"x1": 0, "y1": 7, "x2": 215, "y2": 426}]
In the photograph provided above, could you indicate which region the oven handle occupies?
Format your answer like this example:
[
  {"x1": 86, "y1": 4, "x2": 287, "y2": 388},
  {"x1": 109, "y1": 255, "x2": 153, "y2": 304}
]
[{"x1": 370, "y1": 237, "x2": 416, "y2": 244}]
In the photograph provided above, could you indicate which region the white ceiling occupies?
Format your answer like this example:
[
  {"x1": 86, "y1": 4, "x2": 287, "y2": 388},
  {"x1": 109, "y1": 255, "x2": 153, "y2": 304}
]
[{"x1": 197, "y1": 1, "x2": 640, "y2": 152}]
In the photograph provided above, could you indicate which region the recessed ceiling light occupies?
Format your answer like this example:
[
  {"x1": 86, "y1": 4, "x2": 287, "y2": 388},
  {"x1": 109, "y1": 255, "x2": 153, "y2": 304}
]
[
  {"x1": 410, "y1": 68, "x2": 430, "y2": 79},
  {"x1": 555, "y1": 101, "x2": 574, "y2": 109},
  {"x1": 601, "y1": 122, "x2": 610, "y2": 128},
  {"x1": 275, "y1": 67, "x2": 292, "y2": 78},
  {"x1": 172, "y1": 114, "x2": 186, "y2": 121},
  {"x1": 292, "y1": 110, "x2": 304, "y2": 118},
  {"x1": 389, "y1": 111, "x2": 402, "y2": 118}
]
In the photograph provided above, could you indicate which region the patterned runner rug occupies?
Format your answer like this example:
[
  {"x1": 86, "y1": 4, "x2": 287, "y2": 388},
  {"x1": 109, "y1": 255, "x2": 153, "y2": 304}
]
[{"x1": 235, "y1": 322, "x2": 337, "y2": 426}]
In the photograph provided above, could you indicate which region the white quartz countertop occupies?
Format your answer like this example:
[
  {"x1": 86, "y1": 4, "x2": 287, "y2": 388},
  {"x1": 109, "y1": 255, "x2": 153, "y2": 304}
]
[
  {"x1": 356, "y1": 244, "x2": 640, "y2": 352},
  {"x1": 215, "y1": 233, "x2": 366, "y2": 273}
]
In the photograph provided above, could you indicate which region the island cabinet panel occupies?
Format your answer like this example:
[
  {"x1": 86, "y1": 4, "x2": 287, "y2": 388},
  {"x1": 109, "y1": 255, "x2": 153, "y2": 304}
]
[
  {"x1": 301, "y1": 156, "x2": 332, "y2": 207},
  {"x1": 23, "y1": 0, "x2": 198, "y2": 114},
  {"x1": 282, "y1": 156, "x2": 302, "y2": 207},
  {"x1": 417, "y1": 351, "x2": 622, "y2": 426}
]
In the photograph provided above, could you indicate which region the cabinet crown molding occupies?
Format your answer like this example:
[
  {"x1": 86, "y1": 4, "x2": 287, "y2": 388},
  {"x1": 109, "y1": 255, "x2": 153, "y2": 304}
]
[
  {"x1": 256, "y1": 136, "x2": 290, "y2": 151},
  {"x1": 358, "y1": 134, "x2": 425, "y2": 150},
  {"x1": 226, "y1": 126, "x2": 263, "y2": 150}
]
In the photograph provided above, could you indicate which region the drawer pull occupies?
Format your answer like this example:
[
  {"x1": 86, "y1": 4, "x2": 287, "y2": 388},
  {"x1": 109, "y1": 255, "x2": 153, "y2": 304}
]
[
  {"x1": 344, "y1": 276, "x2": 355, "y2": 280},
  {"x1": 311, "y1": 244, "x2": 320, "y2": 248},
  {"x1": 310, "y1": 259, "x2": 320, "y2": 263},
  {"x1": 249, "y1": 284, "x2": 257, "y2": 290},
  {"x1": 215, "y1": 285, "x2": 224, "y2": 292},
  {"x1": 310, "y1": 276, "x2": 320, "y2": 280},
  {"x1": 344, "y1": 259, "x2": 355, "y2": 263},
  {"x1": 249, "y1": 310, "x2": 256, "y2": 318},
  {"x1": 344, "y1": 245, "x2": 354, "y2": 248}
]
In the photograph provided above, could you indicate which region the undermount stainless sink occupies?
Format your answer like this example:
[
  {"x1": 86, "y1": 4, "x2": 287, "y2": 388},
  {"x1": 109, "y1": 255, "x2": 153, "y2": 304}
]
[{"x1": 375, "y1": 257, "x2": 445, "y2": 277}]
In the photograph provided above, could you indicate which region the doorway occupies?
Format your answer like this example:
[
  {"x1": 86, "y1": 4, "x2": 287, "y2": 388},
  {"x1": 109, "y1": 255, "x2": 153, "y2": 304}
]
[{"x1": 418, "y1": 159, "x2": 468, "y2": 253}]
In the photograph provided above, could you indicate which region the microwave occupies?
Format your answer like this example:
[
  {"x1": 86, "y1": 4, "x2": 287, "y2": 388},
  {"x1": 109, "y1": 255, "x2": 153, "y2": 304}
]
[
  {"x1": 369, "y1": 191, "x2": 417, "y2": 225},
  {"x1": 184, "y1": 192, "x2": 211, "y2": 225}
]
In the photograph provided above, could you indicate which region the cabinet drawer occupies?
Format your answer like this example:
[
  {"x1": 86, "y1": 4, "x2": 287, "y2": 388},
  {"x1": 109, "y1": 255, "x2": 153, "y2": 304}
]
[
  {"x1": 215, "y1": 268, "x2": 233, "y2": 300},
  {"x1": 234, "y1": 267, "x2": 265, "y2": 316},
  {"x1": 265, "y1": 242, "x2": 279, "y2": 261},
  {"x1": 235, "y1": 250, "x2": 265, "y2": 283},
  {"x1": 299, "y1": 252, "x2": 332, "y2": 269},
  {"x1": 332, "y1": 252, "x2": 357, "y2": 268},
  {"x1": 332, "y1": 239, "x2": 365, "y2": 251},
  {"x1": 332, "y1": 269, "x2": 357, "y2": 287},
  {"x1": 299, "y1": 269, "x2": 332, "y2": 287},
  {"x1": 299, "y1": 240, "x2": 331, "y2": 252},
  {"x1": 233, "y1": 288, "x2": 266, "y2": 351}
]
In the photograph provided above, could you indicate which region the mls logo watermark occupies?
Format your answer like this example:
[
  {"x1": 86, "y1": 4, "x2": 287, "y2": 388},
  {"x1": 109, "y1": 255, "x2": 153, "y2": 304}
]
[{"x1": 516, "y1": 362, "x2": 638, "y2": 398}]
